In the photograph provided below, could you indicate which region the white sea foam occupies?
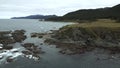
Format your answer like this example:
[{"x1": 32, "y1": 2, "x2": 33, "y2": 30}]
[{"x1": 0, "y1": 45, "x2": 25, "y2": 64}]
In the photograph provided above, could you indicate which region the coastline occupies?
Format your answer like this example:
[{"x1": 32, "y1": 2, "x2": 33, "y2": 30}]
[{"x1": 43, "y1": 19, "x2": 120, "y2": 56}]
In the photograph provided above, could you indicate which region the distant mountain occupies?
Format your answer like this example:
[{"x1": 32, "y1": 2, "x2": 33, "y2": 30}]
[
  {"x1": 11, "y1": 15, "x2": 58, "y2": 19},
  {"x1": 47, "y1": 4, "x2": 120, "y2": 21}
]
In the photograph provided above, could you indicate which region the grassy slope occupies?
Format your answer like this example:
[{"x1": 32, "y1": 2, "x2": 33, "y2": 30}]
[
  {"x1": 67, "y1": 19, "x2": 120, "y2": 28},
  {"x1": 56, "y1": 19, "x2": 120, "y2": 41}
]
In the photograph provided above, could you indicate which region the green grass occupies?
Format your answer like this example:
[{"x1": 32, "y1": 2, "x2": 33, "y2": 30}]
[
  {"x1": 58, "y1": 19, "x2": 120, "y2": 40},
  {"x1": 67, "y1": 19, "x2": 120, "y2": 28}
]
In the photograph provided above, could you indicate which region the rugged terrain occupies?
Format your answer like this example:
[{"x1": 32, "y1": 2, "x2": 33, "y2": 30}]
[{"x1": 44, "y1": 19, "x2": 120, "y2": 55}]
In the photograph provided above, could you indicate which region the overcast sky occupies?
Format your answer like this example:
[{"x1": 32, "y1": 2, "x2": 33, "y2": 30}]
[{"x1": 0, "y1": 0, "x2": 120, "y2": 18}]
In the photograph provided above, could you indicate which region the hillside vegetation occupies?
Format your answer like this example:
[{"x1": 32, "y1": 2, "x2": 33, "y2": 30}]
[{"x1": 47, "y1": 4, "x2": 120, "y2": 22}]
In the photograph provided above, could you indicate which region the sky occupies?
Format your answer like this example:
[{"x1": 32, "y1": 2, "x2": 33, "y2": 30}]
[{"x1": 0, "y1": 0, "x2": 120, "y2": 19}]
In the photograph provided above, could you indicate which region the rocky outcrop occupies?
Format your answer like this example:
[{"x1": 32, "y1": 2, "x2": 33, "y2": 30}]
[
  {"x1": 22, "y1": 43, "x2": 45, "y2": 60},
  {"x1": 0, "y1": 30, "x2": 27, "y2": 45},
  {"x1": 30, "y1": 33, "x2": 47, "y2": 38},
  {"x1": 12, "y1": 30, "x2": 27, "y2": 42},
  {"x1": 44, "y1": 25, "x2": 120, "y2": 55},
  {"x1": 0, "y1": 30, "x2": 27, "y2": 51},
  {"x1": 0, "y1": 30, "x2": 46, "y2": 63}
]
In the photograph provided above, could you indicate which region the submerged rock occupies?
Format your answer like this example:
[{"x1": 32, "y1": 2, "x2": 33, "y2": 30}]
[{"x1": 22, "y1": 43, "x2": 34, "y2": 48}]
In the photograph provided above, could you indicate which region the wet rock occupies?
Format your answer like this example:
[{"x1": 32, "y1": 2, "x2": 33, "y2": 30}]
[
  {"x1": 21, "y1": 43, "x2": 44, "y2": 61},
  {"x1": 44, "y1": 38, "x2": 58, "y2": 44},
  {"x1": 0, "y1": 31, "x2": 15, "y2": 44},
  {"x1": 12, "y1": 50, "x2": 19, "y2": 53},
  {"x1": 13, "y1": 30, "x2": 26, "y2": 34},
  {"x1": 6, "y1": 56, "x2": 14, "y2": 62},
  {"x1": 107, "y1": 47, "x2": 120, "y2": 54},
  {"x1": 32, "y1": 49, "x2": 41, "y2": 54},
  {"x1": 59, "y1": 49, "x2": 75, "y2": 55},
  {"x1": 30, "y1": 32, "x2": 47, "y2": 38},
  {"x1": 22, "y1": 43, "x2": 43, "y2": 54},
  {"x1": 59, "y1": 50, "x2": 65, "y2": 54},
  {"x1": 53, "y1": 42, "x2": 87, "y2": 55},
  {"x1": 0, "y1": 31, "x2": 11, "y2": 34},
  {"x1": 22, "y1": 51, "x2": 32, "y2": 55},
  {"x1": 0, "y1": 39, "x2": 15, "y2": 44},
  {"x1": 32, "y1": 54, "x2": 40, "y2": 60},
  {"x1": 31, "y1": 33, "x2": 37, "y2": 37},
  {"x1": 12, "y1": 30, "x2": 27, "y2": 42},
  {"x1": 14, "y1": 35, "x2": 26, "y2": 42},
  {"x1": 3, "y1": 45, "x2": 13, "y2": 50},
  {"x1": 50, "y1": 30, "x2": 58, "y2": 32},
  {"x1": 32, "y1": 47, "x2": 45, "y2": 54},
  {"x1": 45, "y1": 36, "x2": 96, "y2": 55},
  {"x1": 37, "y1": 33, "x2": 47, "y2": 36},
  {"x1": 26, "y1": 47, "x2": 33, "y2": 51},
  {"x1": 38, "y1": 35, "x2": 43, "y2": 38},
  {"x1": 0, "y1": 30, "x2": 26, "y2": 44},
  {"x1": 22, "y1": 43, "x2": 34, "y2": 48}
]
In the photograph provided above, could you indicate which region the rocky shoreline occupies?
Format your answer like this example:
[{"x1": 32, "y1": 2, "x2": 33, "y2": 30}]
[
  {"x1": 0, "y1": 30, "x2": 44, "y2": 64},
  {"x1": 1, "y1": 22, "x2": 120, "y2": 63},
  {"x1": 44, "y1": 25, "x2": 120, "y2": 56}
]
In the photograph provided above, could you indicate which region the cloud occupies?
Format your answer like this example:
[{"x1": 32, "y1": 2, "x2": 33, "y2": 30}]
[{"x1": 0, "y1": 0, "x2": 120, "y2": 18}]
